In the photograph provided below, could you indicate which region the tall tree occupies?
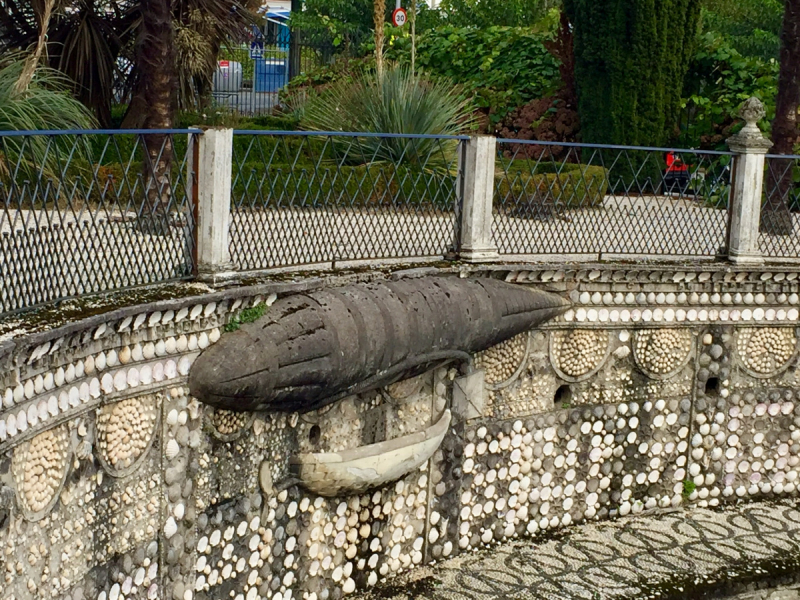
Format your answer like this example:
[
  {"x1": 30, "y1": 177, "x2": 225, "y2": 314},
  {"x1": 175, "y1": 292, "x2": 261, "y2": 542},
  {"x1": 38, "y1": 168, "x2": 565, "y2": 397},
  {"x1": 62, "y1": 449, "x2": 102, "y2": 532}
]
[
  {"x1": 136, "y1": 0, "x2": 176, "y2": 227},
  {"x1": 565, "y1": 0, "x2": 700, "y2": 146},
  {"x1": 762, "y1": 0, "x2": 800, "y2": 235},
  {"x1": 0, "y1": 0, "x2": 255, "y2": 126}
]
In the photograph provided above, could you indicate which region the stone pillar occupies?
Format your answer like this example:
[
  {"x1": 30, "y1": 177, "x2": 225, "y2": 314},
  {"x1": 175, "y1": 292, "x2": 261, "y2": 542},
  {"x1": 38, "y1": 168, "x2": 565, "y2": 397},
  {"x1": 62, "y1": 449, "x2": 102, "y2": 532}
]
[
  {"x1": 726, "y1": 98, "x2": 773, "y2": 265},
  {"x1": 458, "y1": 136, "x2": 499, "y2": 262},
  {"x1": 196, "y1": 127, "x2": 239, "y2": 284}
]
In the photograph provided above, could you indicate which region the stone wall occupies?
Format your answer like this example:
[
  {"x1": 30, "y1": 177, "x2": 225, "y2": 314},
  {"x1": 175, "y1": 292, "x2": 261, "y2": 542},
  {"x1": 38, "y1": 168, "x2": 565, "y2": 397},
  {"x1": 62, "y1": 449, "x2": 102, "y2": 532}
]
[{"x1": 2, "y1": 264, "x2": 800, "y2": 600}]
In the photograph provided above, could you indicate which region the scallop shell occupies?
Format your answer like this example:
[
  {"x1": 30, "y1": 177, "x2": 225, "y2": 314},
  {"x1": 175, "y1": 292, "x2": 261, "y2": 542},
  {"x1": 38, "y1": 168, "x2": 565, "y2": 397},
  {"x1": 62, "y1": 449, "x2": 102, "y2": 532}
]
[
  {"x1": 164, "y1": 516, "x2": 178, "y2": 538},
  {"x1": 165, "y1": 439, "x2": 180, "y2": 460}
]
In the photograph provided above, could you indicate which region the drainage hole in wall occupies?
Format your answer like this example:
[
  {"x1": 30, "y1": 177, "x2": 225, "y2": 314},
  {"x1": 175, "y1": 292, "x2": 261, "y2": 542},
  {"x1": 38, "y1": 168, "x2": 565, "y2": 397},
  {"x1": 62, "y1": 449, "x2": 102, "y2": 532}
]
[
  {"x1": 555, "y1": 384, "x2": 572, "y2": 407},
  {"x1": 309, "y1": 425, "x2": 321, "y2": 445},
  {"x1": 705, "y1": 377, "x2": 720, "y2": 396}
]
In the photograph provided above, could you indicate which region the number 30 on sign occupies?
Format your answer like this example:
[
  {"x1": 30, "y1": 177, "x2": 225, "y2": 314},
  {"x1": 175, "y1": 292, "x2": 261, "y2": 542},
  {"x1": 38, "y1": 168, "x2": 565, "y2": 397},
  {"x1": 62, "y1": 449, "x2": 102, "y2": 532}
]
[{"x1": 392, "y1": 7, "x2": 407, "y2": 26}]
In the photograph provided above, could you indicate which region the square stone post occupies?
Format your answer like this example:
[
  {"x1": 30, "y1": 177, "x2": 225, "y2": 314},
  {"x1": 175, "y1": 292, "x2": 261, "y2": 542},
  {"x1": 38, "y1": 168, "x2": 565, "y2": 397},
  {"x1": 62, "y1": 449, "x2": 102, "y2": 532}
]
[
  {"x1": 196, "y1": 127, "x2": 239, "y2": 284},
  {"x1": 726, "y1": 98, "x2": 773, "y2": 265},
  {"x1": 458, "y1": 136, "x2": 499, "y2": 262}
]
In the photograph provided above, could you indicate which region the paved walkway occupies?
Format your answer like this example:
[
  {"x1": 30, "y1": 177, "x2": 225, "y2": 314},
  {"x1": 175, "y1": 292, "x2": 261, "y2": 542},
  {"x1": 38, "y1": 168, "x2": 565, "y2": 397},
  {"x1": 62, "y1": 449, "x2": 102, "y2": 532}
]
[{"x1": 359, "y1": 499, "x2": 800, "y2": 600}]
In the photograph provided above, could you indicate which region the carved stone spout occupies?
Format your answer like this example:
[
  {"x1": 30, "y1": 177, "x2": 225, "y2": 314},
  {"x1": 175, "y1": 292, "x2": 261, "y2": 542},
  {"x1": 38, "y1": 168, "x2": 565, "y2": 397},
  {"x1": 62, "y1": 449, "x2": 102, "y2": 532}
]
[{"x1": 189, "y1": 276, "x2": 569, "y2": 413}]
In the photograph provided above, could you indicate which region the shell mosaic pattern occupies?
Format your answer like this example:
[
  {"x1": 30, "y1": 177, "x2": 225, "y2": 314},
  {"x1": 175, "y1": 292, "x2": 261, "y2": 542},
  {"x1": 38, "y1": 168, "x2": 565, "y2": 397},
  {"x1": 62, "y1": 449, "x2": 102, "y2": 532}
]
[
  {"x1": 0, "y1": 291, "x2": 279, "y2": 450},
  {"x1": 209, "y1": 408, "x2": 253, "y2": 438},
  {"x1": 633, "y1": 329, "x2": 693, "y2": 377},
  {"x1": 97, "y1": 395, "x2": 159, "y2": 473},
  {"x1": 736, "y1": 327, "x2": 797, "y2": 376},
  {"x1": 4, "y1": 267, "x2": 800, "y2": 600},
  {"x1": 11, "y1": 424, "x2": 70, "y2": 517},
  {"x1": 473, "y1": 334, "x2": 528, "y2": 386},
  {"x1": 550, "y1": 330, "x2": 608, "y2": 379}
]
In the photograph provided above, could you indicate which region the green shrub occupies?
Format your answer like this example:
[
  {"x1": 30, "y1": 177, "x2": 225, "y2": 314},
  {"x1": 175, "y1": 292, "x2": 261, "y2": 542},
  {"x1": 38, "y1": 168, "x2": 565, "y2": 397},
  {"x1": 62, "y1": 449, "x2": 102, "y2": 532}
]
[
  {"x1": 299, "y1": 65, "x2": 471, "y2": 169},
  {"x1": 496, "y1": 163, "x2": 609, "y2": 209},
  {"x1": 386, "y1": 26, "x2": 561, "y2": 125},
  {"x1": 232, "y1": 134, "x2": 330, "y2": 168},
  {"x1": 246, "y1": 115, "x2": 301, "y2": 130},
  {"x1": 680, "y1": 31, "x2": 778, "y2": 149},
  {"x1": 233, "y1": 162, "x2": 458, "y2": 208}
]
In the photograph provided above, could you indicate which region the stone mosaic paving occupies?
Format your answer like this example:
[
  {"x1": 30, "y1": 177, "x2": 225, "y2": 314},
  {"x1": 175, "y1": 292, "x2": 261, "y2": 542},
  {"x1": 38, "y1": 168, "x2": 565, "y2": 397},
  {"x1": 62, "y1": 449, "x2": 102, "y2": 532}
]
[{"x1": 359, "y1": 499, "x2": 800, "y2": 600}]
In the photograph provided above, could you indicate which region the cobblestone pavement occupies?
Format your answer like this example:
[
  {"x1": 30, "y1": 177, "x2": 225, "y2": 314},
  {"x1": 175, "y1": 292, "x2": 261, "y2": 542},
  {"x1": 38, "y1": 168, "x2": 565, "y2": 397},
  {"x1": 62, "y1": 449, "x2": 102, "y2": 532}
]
[{"x1": 358, "y1": 499, "x2": 800, "y2": 600}]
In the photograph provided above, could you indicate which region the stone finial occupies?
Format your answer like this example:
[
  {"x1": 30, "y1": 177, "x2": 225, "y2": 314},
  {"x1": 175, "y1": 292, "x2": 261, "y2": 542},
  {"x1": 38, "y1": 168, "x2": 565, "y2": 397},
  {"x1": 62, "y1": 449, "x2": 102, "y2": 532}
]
[
  {"x1": 727, "y1": 97, "x2": 773, "y2": 153},
  {"x1": 739, "y1": 97, "x2": 766, "y2": 125}
]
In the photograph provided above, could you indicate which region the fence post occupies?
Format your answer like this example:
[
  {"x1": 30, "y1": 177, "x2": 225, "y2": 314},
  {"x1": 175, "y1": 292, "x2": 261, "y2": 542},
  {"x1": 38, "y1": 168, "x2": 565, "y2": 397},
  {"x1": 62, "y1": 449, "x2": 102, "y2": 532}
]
[
  {"x1": 196, "y1": 127, "x2": 238, "y2": 284},
  {"x1": 458, "y1": 135, "x2": 499, "y2": 262},
  {"x1": 726, "y1": 98, "x2": 772, "y2": 265}
]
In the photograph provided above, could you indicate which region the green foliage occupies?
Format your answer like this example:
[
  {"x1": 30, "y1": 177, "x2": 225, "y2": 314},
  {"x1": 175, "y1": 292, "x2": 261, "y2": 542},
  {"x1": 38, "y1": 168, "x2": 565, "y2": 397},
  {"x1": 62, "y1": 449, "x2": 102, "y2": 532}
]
[
  {"x1": 388, "y1": 26, "x2": 561, "y2": 124},
  {"x1": 435, "y1": 0, "x2": 559, "y2": 28},
  {"x1": 682, "y1": 479, "x2": 697, "y2": 499},
  {"x1": 567, "y1": 0, "x2": 701, "y2": 146},
  {"x1": 0, "y1": 57, "x2": 96, "y2": 133},
  {"x1": 496, "y1": 162, "x2": 609, "y2": 208},
  {"x1": 233, "y1": 162, "x2": 457, "y2": 208},
  {"x1": 680, "y1": 32, "x2": 778, "y2": 149},
  {"x1": 700, "y1": 0, "x2": 782, "y2": 61},
  {"x1": 224, "y1": 302, "x2": 269, "y2": 332},
  {"x1": 0, "y1": 55, "x2": 95, "y2": 179},
  {"x1": 288, "y1": 0, "x2": 376, "y2": 52},
  {"x1": 288, "y1": 26, "x2": 561, "y2": 128},
  {"x1": 299, "y1": 64, "x2": 473, "y2": 166}
]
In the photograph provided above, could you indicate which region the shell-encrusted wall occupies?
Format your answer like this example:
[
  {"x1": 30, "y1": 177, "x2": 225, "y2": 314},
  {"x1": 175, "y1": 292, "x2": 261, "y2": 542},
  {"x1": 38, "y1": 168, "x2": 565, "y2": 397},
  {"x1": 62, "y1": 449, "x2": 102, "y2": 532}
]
[
  {"x1": 4, "y1": 265, "x2": 800, "y2": 600},
  {"x1": 633, "y1": 329, "x2": 693, "y2": 378},
  {"x1": 97, "y1": 395, "x2": 160, "y2": 476},
  {"x1": 474, "y1": 333, "x2": 529, "y2": 386},
  {"x1": 11, "y1": 424, "x2": 70, "y2": 519},
  {"x1": 550, "y1": 330, "x2": 609, "y2": 380},
  {"x1": 736, "y1": 327, "x2": 798, "y2": 377}
]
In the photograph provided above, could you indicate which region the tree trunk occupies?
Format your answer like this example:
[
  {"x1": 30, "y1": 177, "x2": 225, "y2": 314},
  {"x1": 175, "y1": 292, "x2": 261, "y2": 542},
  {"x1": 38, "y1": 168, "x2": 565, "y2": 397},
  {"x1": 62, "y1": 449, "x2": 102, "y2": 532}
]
[
  {"x1": 374, "y1": 0, "x2": 385, "y2": 79},
  {"x1": 762, "y1": 0, "x2": 800, "y2": 236},
  {"x1": 137, "y1": 0, "x2": 176, "y2": 234},
  {"x1": 289, "y1": 0, "x2": 302, "y2": 80}
]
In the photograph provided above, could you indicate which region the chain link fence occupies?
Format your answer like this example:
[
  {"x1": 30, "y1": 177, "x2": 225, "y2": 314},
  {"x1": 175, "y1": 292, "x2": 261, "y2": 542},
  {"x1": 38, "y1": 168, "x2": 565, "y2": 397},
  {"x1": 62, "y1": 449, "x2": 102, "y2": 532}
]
[
  {"x1": 494, "y1": 140, "x2": 734, "y2": 260},
  {"x1": 0, "y1": 130, "x2": 198, "y2": 316},
  {"x1": 4, "y1": 129, "x2": 800, "y2": 319},
  {"x1": 761, "y1": 154, "x2": 800, "y2": 259},
  {"x1": 229, "y1": 131, "x2": 466, "y2": 271}
]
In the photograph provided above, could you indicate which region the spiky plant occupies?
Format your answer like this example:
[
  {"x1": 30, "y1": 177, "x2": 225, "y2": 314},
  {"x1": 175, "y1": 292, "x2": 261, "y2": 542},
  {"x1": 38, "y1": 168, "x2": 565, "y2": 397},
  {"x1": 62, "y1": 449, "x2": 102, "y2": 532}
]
[
  {"x1": 0, "y1": 54, "x2": 95, "y2": 180},
  {"x1": 300, "y1": 64, "x2": 473, "y2": 168}
]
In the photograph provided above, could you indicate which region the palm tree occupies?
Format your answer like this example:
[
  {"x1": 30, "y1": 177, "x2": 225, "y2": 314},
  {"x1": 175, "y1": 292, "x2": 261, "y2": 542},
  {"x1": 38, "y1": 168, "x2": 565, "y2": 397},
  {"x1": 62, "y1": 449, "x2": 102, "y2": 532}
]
[{"x1": 0, "y1": 0, "x2": 257, "y2": 127}]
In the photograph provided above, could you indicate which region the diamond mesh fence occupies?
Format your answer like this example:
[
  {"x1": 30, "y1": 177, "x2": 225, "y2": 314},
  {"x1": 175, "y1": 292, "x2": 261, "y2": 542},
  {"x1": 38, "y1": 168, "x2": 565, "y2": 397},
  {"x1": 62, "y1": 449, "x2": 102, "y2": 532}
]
[
  {"x1": 494, "y1": 140, "x2": 734, "y2": 259},
  {"x1": 0, "y1": 130, "x2": 198, "y2": 317},
  {"x1": 230, "y1": 132, "x2": 465, "y2": 271},
  {"x1": 761, "y1": 155, "x2": 800, "y2": 258}
]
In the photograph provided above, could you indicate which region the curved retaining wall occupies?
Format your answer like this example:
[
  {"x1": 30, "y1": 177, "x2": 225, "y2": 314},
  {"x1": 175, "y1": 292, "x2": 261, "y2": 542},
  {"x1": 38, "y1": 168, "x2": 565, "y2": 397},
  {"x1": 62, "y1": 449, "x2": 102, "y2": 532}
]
[{"x1": 2, "y1": 264, "x2": 800, "y2": 600}]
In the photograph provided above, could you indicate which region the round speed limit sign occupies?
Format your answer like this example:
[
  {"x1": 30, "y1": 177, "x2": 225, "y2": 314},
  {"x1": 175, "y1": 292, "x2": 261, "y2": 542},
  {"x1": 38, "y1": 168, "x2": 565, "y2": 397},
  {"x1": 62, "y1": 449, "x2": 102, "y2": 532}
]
[{"x1": 392, "y1": 7, "x2": 407, "y2": 27}]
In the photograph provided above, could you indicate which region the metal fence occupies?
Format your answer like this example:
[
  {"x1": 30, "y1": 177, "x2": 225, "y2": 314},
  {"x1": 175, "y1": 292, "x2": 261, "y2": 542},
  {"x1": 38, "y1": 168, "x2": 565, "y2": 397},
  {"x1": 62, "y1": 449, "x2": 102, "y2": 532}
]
[
  {"x1": 214, "y1": 31, "x2": 334, "y2": 116},
  {"x1": 494, "y1": 140, "x2": 734, "y2": 259},
  {"x1": 762, "y1": 154, "x2": 800, "y2": 259},
  {"x1": 229, "y1": 132, "x2": 465, "y2": 271},
  {"x1": 0, "y1": 130, "x2": 198, "y2": 316},
  {"x1": 5, "y1": 128, "x2": 800, "y2": 320}
]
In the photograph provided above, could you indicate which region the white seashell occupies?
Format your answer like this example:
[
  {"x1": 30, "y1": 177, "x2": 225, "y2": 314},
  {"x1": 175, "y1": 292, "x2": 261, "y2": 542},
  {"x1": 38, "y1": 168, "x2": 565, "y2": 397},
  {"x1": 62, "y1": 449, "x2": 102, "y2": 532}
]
[
  {"x1": 164, "y1": 517, "x2": 178, "y2": 538},
  {"x1": 166, "y1": 439, "x2": 181, "y2": 460}
]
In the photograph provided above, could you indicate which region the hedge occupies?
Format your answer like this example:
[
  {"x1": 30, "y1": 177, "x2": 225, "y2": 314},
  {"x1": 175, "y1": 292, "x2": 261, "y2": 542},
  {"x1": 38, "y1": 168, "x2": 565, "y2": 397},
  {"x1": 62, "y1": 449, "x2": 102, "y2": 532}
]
[
  {"x1": 496, "y1": 162, "x2": 609, "y2": 210},
  {"x1": 232, "y1": 162, "x2": 459, "y2": 209}
]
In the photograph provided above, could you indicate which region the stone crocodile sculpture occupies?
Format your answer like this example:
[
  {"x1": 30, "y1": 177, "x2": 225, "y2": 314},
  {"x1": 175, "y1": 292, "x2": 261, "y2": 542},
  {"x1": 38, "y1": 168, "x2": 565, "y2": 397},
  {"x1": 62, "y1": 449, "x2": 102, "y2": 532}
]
[{"x1": 189, "y1": 276, "x2": 569, "y2": 413}]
